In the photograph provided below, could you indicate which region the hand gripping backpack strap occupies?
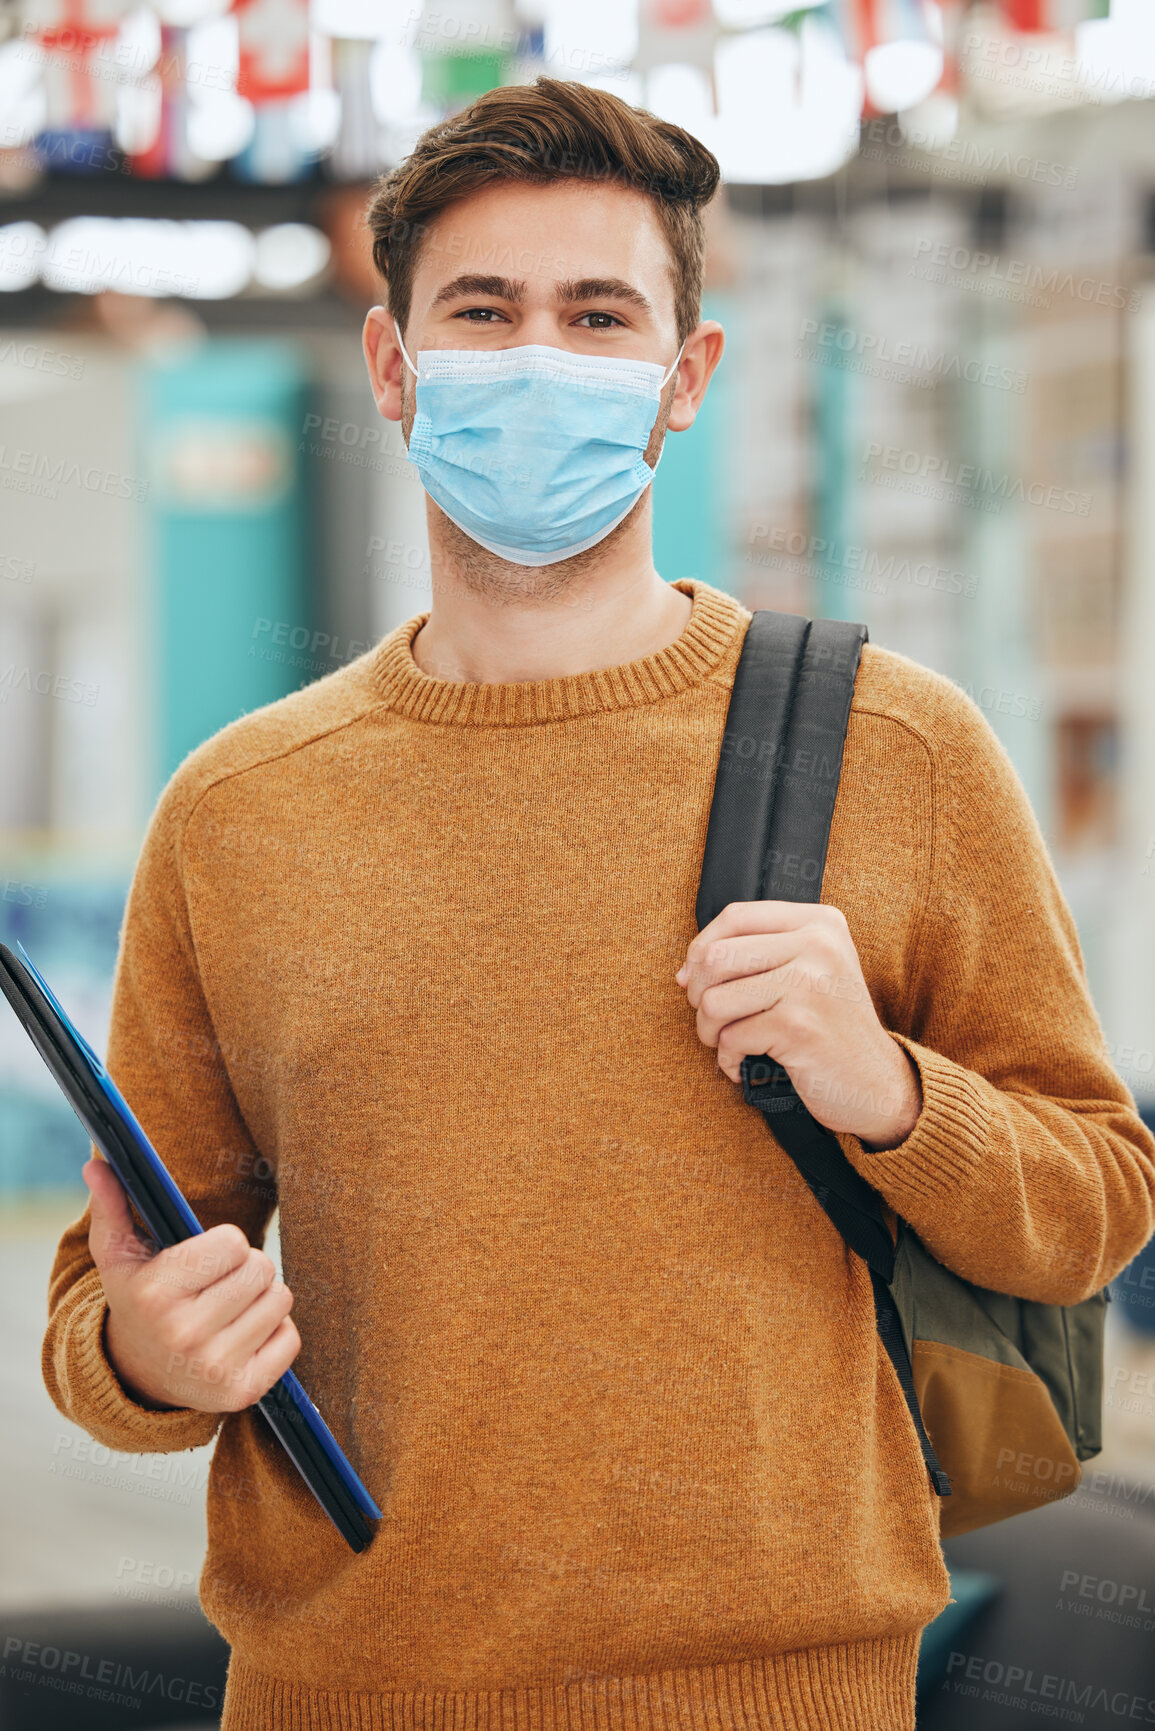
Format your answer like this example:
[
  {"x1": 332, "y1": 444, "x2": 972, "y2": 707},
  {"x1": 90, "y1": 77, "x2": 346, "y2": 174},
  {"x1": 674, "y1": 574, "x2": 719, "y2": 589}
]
[{"x1": 699, "y1": 613, "x2": 951, "y2": 1499}]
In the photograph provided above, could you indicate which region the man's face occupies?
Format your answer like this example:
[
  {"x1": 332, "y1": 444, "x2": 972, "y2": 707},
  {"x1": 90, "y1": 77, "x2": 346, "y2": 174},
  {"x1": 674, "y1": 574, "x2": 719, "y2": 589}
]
[
  {"x1": 363, "y1": 174, "x2": 722, "y2": 597},
  {"x1": 395, "y1": 177, "x2": 685, "y2": 471}
]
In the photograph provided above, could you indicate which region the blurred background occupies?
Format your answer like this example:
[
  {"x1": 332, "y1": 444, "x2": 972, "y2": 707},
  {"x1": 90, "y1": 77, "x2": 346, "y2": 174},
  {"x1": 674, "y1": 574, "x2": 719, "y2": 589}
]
[{"x1": 3, "y1": 0, "x2": 1155, "y2": 1725}]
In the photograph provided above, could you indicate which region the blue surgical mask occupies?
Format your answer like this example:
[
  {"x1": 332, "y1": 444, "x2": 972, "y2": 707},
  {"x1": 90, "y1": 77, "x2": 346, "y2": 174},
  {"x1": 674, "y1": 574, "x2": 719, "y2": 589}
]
[{"x1": 395, "y1": 326, "x2": 685, "y2": 567}]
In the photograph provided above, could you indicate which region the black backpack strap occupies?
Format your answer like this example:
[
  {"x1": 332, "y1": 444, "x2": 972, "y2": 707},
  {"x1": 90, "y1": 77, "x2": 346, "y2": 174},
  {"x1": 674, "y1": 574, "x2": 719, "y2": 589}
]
[
  {"x1": 738, "y1": 619, "x2": 895, "y2": 1275},
  {"x1": 761, "y1": 618, "x2": 867, "y2": 902},
  {"x1": 703, "y1": 613, "x2": 951, "y2": 1499},
  {"x1": 696, "y1": 610, "x2": 810, "y2": 929}
]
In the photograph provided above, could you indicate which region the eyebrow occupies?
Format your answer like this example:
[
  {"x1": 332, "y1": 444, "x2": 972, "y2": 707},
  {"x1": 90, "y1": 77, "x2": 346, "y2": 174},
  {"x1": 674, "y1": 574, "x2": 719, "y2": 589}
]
[
  {"x1": 430, "y1": 274, "x2": 526, "y2": 307},
  {"x1": 429, "y1": 273, "x2": 655, "y2": 319},
  {"x1": 556, "y1": 277, "x2": 655, "y2": 318}
]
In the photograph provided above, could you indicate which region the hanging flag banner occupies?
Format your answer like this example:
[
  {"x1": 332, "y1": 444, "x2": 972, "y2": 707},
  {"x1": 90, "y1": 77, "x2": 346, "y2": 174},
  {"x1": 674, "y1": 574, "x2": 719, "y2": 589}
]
[
  {"x1": 1005, "y1": 0, "x2": 1045, "y2": 26},
  {"x1": 635, "y1": 0, "x2": 720, "y2": 105},
  {"x1": 126, "y1": 23, "x2": 192, "y2": 181},
  {"x1": 233, "y1": 0, "x2": 310, "y2": 103},
  {"x1": 22, "y1": 0, "x2": 135, "y2": 132},
  {"x1": 1001, "y1": 0, "x2": 1106, "y2": 26},
  {"x1": 843, "y1": 0, "x2": 944, "y2": 116}
]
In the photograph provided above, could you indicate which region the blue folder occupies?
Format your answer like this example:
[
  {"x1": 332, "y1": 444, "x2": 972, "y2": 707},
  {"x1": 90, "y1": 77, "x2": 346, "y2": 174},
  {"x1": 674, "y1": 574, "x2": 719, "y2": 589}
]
[{"x1": 0, "y1": 940, "x2": 381, "y2": 1553}]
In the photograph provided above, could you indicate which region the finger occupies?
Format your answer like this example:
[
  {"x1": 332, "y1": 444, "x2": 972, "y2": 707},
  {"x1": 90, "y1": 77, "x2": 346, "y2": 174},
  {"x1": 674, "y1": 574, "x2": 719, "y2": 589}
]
[
  {"x1": 694, "y1": 947, "x2": 859, "y2": 1031},
  {"x1": 188, "y1": 1245, "x2": 279, "y2": 1334},
  {"x1": 680, "y1": 931, "x2": 803, "y2": 1007},
  {"x1": 147, "y1": 1223, "x2": 255, "y2": 1304},
  {"x1": 676, "y1": 901, "x2": 829, "y2": 986},
  {"x1": 695, "y1": 969, "x2": 795, "y2": 1044},
  {"x1": 713, "y1": 1008, "x2": 786, "y2": 1082},
  {"x1": 230, "y1": 1317, "x2": 302, "y2": 1408},
  {"x1": 694, "y1": 899, "x2": 822, "y2": 951},
  {"x1": 84, "y1": 1156, "x2": 154, "y2": 1273},
  {"x1": 211, "y1": 1279, "x2": 295, "y2": 1386}
]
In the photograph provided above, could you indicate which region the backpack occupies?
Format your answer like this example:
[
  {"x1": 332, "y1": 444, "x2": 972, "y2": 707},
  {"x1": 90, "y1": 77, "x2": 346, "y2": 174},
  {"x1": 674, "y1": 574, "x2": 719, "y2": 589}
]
[{"x1": 698, "y1": 609, "x2": 1108, "y2": 1537}]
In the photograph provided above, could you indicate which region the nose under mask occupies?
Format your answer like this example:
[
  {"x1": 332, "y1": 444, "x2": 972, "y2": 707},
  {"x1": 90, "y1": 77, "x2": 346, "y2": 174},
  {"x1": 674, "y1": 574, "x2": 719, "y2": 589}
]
[{"x1": 395, "y1": 325, "x2": 684, "y2": 567}]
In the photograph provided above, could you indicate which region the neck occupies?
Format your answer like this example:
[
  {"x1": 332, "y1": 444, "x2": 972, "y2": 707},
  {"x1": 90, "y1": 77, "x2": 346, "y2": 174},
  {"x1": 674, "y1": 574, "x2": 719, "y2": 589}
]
[{"x1": 410, "y1": 502, "x2": 694, "y2": 685}]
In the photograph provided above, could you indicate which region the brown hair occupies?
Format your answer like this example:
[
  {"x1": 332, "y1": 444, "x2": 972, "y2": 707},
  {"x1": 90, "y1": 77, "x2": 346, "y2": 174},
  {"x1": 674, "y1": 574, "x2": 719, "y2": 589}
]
[{"x1": 363, "y1": 77, "x2": 721, "y2": 346}]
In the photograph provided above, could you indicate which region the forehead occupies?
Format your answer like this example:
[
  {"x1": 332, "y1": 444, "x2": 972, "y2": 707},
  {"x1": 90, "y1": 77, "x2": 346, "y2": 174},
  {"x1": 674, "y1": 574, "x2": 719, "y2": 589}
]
[{"x1": 409, "y1": 179, "x2": 677, "y2": 315}]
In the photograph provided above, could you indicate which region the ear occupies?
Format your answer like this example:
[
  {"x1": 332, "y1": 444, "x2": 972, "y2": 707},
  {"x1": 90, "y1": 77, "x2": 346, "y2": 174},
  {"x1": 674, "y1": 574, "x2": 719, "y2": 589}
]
[
  {"x1": 667, "y1": 320, "x2": 725, "y2": 434},
  {"x1": 363, "y1": 306, "x2": 407, "y2": 424}
]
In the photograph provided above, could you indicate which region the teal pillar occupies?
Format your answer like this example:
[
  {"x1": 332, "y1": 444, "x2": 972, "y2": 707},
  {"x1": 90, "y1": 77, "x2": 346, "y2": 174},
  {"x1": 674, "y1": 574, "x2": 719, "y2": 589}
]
[
  {"x1": 810, "y1": 306, "x2": 857, "y2": 623},
  {"x1": 138, "y1": 338, "x2": 312, "y2": 796},
  {"x1": 956, "y1": 304, "x2": 1049, "y2": 830},
  {"x1": 652, "y1": 290, "x2": 733, "y2": 594}
]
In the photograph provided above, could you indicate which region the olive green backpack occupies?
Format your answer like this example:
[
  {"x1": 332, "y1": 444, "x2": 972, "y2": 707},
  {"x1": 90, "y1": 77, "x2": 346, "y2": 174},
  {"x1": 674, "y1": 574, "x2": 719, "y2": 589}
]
[{"x1": 698, "y1": 610, "x2": 1107, "y2": 1535}]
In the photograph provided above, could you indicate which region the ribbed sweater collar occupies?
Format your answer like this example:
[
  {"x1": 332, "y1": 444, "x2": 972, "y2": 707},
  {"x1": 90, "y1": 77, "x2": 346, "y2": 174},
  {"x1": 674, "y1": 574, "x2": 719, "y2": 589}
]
[{"x1": 370, "y1": 578, "x2": 744, "y2": 727}]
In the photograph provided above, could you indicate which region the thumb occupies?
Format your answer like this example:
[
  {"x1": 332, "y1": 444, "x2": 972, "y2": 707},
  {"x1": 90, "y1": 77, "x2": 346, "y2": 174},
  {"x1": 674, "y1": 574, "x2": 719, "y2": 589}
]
[{"x1": 83, "y1": 1156, "x2": 152, "y2": 1274}]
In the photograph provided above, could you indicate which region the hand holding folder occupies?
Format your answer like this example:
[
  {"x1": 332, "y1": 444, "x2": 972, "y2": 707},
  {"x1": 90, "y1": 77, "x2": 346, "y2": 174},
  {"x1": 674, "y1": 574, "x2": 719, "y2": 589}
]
[
  {"x1": 83, "y1": 1153, "x2": 299, "y2": 1420},
  {"x1": 0, "y1": 940, "x2": 381, "y2": 1554}
]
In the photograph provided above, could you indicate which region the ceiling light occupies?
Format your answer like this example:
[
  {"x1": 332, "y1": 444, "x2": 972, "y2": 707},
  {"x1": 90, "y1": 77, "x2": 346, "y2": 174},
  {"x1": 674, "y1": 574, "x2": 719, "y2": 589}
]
[
  {"x1": 715, "y1": 17, "x2": 862, "y2": 184},
  {"x1": 187, "y1": 94, "x2": 257, "y2": 161},
  {"x1": 253, "y1": 223, "x2": 332, "y2": 290},
  {"x1": 0, "y1": 41, "x2": 46, "y2": 148},
  {"x1": 0, "y1": 223, "x2": 46, "y2": 292},
  {"x1": 864, "y1": 0, "x2": 944, "y2": 113}
]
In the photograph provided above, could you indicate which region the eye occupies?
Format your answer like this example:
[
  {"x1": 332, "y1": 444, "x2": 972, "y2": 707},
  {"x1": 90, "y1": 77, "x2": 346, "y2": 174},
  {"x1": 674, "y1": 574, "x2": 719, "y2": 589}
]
[
  {"x1": 575, "y1": 311, "x2": 624, "y2": 330},
  {"x1": 453, "y1": 307, "x2": 509, "y2": 323}
]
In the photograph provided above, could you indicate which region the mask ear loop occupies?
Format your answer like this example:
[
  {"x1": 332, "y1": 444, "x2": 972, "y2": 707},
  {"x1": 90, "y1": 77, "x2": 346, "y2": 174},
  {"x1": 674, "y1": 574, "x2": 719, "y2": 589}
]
[
  {"x1": 393, "y1": 319, "x2": 419, "y2": 379},
  {"x1": 659, "y1": 338, "x2": 687, "y2": 389}
]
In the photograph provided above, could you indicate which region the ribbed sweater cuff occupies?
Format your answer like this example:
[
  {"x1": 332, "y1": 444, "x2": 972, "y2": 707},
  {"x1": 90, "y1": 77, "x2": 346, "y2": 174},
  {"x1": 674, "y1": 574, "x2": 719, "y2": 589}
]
[
  {"x1": 838, "y1": 1032, "x2": 993, "y2": 1207},
  {"x1": 45, "y1": 1267, "x2": 221, "y2": 1455},
  {"x1": 221, "y1": 1634, "x2": 921, "y2": 1731}
]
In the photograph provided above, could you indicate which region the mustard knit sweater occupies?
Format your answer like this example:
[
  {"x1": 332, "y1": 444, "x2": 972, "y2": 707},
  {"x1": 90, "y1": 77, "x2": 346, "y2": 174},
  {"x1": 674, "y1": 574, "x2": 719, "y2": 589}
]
[{"x1": 43, "y1": 579, "x2": 1155, "y2": 1731}]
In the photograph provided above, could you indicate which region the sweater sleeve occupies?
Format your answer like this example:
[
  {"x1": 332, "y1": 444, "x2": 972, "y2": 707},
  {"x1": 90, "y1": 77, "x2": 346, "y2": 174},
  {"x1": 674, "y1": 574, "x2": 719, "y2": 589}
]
[
  {"x1": 42, "y1": 764, "x2": 279, "y2": 1454},
  {"x1": 837, "y1": 685, "x2": 1155, "y2": 1307}
]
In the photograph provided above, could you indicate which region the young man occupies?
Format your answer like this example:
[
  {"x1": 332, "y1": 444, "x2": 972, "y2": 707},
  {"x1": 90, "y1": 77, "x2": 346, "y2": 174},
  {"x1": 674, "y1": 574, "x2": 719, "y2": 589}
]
[{"x1": 45, "y1": 76, "x2": 1155, "y2": 1731}]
